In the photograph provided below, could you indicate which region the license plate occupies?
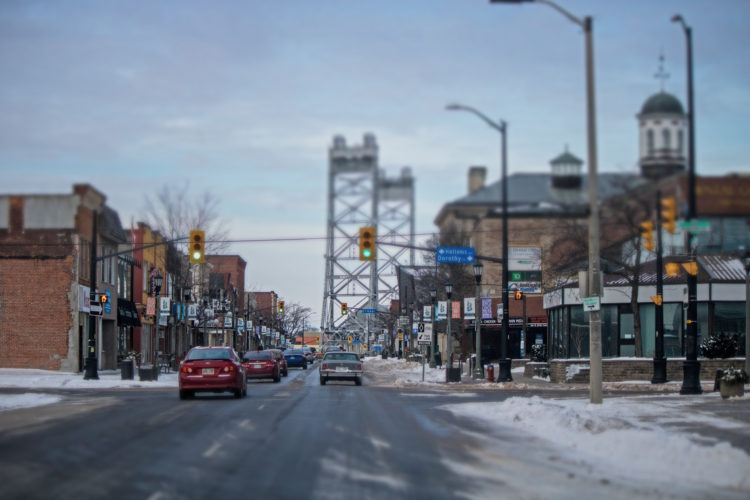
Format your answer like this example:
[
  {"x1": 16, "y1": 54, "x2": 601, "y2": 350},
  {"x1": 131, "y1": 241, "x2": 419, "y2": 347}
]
[
  {"x1": 253, "y1": 364, "x2": 262, "y2": 369},
  {"x1": 336, "y1": 366, "x2": 348, "y2": 372},
  {"x1": 202, "y1": 368, "x2": 214, "y2": 375}
]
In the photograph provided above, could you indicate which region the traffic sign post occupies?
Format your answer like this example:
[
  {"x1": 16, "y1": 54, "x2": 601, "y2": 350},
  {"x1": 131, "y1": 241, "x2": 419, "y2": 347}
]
[{"x1": 90, "y1": 301, "x2": 103, "y2": 316}]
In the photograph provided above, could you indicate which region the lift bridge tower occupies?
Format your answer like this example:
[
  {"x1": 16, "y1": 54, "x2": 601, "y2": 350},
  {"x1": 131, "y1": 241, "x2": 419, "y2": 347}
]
[{"x1": 321, "y1": 133, "x2": 415, "y2": 341}]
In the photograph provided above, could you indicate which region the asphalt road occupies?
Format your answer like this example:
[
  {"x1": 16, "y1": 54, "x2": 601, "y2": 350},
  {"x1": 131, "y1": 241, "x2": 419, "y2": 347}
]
[{"x1": 1, "y1": 364, "x2": 748, "y2": 500}]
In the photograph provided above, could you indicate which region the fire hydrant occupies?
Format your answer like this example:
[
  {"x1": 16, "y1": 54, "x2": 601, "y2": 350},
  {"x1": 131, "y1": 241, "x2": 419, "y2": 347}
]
[{"x1": 487, "y1": 364, "x2": 494, "y2": 382}]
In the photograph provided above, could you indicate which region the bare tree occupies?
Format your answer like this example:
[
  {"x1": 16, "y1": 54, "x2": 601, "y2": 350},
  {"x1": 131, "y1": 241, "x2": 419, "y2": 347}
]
[
  {"x1": 142, "y1": 181, "x2": 231, "y2": 293},
  {"x1": 279, "y1": 302, "x2": 313, "y2": 342}
]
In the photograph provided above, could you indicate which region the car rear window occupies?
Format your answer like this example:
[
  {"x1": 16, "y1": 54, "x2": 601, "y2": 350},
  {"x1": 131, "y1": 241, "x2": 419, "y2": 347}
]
[
  {"x1": 325, "y1": 353, "x2": 359, "y2": 361},
  {"x1": 186, "y1": 349, "x2": 232, "y2": 361},
  {"x1": 244, "y1": 352, "x2": 272, "y2": 361}
]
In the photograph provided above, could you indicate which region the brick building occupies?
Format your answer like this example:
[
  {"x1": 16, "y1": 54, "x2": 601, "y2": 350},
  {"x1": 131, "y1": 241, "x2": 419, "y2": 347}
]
[
  {"x1": 0, "y1": 184, "x2": 127, "y2": 371},
  {"x1": 205, "y1": 255, "x2": 246, "y2": 350}
]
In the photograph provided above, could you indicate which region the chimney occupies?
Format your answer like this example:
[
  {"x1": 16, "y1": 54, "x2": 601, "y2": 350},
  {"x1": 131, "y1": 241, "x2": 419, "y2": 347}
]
[{"x1": 468, "y1": 166, "x2": 487, "y2": 195}]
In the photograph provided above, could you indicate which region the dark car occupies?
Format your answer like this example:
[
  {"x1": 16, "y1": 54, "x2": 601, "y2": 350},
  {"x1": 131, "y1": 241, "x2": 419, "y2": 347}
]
[
  {"x1": 284, "y1": 349, "x2": 308, "y2": 369},
  {"x1": 243, "y1": 351, "x2": 280, "y2": 382},
  {"x1": 179, "y1": 346, "x2": 247, "y2": 399},
  {"x1": 265, "y1": 349, "x2": 288, "y2": 376}
]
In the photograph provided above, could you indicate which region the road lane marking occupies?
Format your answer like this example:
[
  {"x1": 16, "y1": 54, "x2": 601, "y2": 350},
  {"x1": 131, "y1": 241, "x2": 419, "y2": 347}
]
[{"x1": 258, "y1": 404, "x2": 265, "y2": 410}]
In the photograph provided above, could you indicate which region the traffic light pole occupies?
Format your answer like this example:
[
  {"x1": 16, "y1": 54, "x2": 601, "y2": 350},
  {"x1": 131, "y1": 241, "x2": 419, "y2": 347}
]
[
  {"x1": 83, "y1": 211, "x2": 99, "y2": 380},
  {"x1": 652, "y1": 191, "x2": 667, "y2": 384}
]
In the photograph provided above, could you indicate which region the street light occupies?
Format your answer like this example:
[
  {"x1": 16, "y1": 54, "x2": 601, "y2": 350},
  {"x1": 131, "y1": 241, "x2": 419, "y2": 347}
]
[
  {"x1": 446, "y1": 102, "x2": 512, "y2": 382},
  {"x1": 490, "y1": 0, "x2": 602, "y2": 403},
  {"x1": 152, "y1": 269, "x2": 163, "y2": 368},
  {"x1": 445, "y1": 281, "x2": 453, "y2": 366},
  {"x1": 744, "y1": 250, "x2": 750, "y2": 375},
  {"x1": 473, "y1": 262, "x2": 484, "y2": 379},
  {"x1": 430, "y1": 288, "x2": 437, "y2": 368},
  {"x1": 672, "y1": 13, "x2": 701, "y2": 396}
]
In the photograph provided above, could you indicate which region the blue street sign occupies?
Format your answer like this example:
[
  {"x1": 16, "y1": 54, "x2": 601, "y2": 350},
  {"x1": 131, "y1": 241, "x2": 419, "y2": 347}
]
[
  {"x1": 436, "y1": 246, "x2": 476, "y2": 264},
  {"x1": 362, "y1": 308, "x2": 377, "y2": 314}
]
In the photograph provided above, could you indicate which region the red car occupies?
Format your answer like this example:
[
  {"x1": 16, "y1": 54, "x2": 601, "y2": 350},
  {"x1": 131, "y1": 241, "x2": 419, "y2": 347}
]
[
  {"x1": 243, "y1": 351, "x2": 280, "y2": 382},
  {"x1": 179, "y1": 346, "x2": 247, "y2": 399},
  {"x1": 265, "y1": 349, "x2": 288, "y2": 377}
]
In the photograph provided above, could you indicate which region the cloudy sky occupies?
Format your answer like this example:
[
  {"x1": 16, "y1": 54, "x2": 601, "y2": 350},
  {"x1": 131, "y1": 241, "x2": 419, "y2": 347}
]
[{"x1": 1, "y1": 0, "x2": 748, "y2": 327}]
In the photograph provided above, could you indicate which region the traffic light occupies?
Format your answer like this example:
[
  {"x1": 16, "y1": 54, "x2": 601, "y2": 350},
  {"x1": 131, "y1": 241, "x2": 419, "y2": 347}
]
[
  {"x1": 640, "y1": 221, "x2": 655, "y2": 251},
  {"x1": 359, "y1": 226, "x2": 376, "y2": 261},
  {"x1": 661, "y1": 197, "x2": 677, "y2": 234},
  {"x1": 99, "y1": 293, "x2": 108, "y2": 304},
  {"x1": 665, "y1": 262, "x2": 681, "y2": 277},
  {"x1": 514, "y1": 290, "x2": 524, "y2": 300},
  {"x1": 189, "y1": 230, "x2": 205, "y2": 264},
  {"x1": 341, "y1": 302, "x2": 348, "y2": 315},
  {"x1": 278, "y1": 301, "x2": 285, "y2": 314}
]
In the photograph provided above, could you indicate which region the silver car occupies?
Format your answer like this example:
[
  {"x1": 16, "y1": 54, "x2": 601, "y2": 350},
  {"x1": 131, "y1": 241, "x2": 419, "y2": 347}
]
[{"x1": 319, "y1": 351, "x2": 363, "y2": 386}]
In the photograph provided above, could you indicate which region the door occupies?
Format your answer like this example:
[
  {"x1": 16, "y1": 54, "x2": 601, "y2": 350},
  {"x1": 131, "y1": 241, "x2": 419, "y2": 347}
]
[{"x1": 619, "y1": 305, "x2": 635, "y2": 357}]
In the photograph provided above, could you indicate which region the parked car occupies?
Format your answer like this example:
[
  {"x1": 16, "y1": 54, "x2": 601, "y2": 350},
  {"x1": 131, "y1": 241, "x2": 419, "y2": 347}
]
[
  {"x1": 284, "y1": 349, "x2": 308, "y2": 369},
  {"x1": 319, "y1": 351, "x2": 363, "y2": 386},
  {"x1": 265, "y1": 349, "x2": 288, "y2": 377},
  {"x1": 179, "y1": 346, "x2": 247, "y2": 399},
  {"x1": 301, "y1": 347, "x2": 315, "y2": 364},
  {"x1": 243, "y1": 350, "x2": 280, "y2": 383}
]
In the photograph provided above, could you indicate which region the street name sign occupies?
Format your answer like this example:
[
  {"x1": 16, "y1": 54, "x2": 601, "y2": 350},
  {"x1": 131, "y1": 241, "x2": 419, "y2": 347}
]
[
  {"x1": 436, "y1": 246, "x2": 475, "y2": 264},
  {"x1": 678, "y1": 219, "x2": 711, "y2": 233},
  {"x1": 362, "y1": 308, "x2": 377, "y2": 314}
]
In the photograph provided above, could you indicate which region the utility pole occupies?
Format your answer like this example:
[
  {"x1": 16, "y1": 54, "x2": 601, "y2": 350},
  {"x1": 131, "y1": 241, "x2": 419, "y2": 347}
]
[{"x1": 83, "y1": 211, "x2": 99, "y2": 380}]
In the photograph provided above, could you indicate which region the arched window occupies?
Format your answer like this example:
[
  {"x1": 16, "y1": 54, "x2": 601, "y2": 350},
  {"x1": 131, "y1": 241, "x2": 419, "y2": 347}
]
[
  {"x1": 663, "y1": 129, "x2": 671, "y2": 151},
  {"x1": 647, "y1": 129, "x2": 654, "y2": 154}
]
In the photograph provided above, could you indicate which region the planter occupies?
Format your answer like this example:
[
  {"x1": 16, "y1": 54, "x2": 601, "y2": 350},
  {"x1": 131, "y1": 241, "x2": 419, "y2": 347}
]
[
  {"x1": 139, "y1": 365, "x2": 159, "y2": 382},
  {"x1": 719, "y1": 380, "x2": 744, "y2": 399},
  {"x1": 446, "y1": 367, "x2": 461, "y2": 383}
]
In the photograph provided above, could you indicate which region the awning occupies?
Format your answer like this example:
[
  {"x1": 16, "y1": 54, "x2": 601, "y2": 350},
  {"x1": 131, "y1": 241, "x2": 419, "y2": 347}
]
[{"x1": 118, "y1": 299, "x2": 142, "y2": 327}]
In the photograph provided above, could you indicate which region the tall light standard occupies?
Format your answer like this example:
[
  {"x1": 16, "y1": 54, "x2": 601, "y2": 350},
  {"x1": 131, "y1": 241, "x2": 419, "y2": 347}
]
[
  {"x1": 672, "y1": 13, "x2": 701, "y2": 395},
  {"x1": 491, "y1": 0, "x2": 602, "y2": 402},
  {"x1": 445, "y1": 281, "x2": 453, "y2": 365},
  {"x1": 446, "y1": 103, "x2": 512, "y2": 382},
  {"x1": 152, "y1": 268, "x2": 163, "y2": 368},
  {"x1": 430, "y1": 288, "x2": 437, "y2": 367},
  {"x1": 473, "y1": 262, "x2": 484, "y2": 379},
  {"x1": 745, "y1": 251, "x2": 750, "y2": 375}
]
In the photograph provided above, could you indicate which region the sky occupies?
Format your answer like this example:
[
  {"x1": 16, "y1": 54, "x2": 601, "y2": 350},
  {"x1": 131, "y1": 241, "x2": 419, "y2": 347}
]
[
  {"x1": 2, "y1": 362, "x2": 749, "y2": 497},
  {"x1": 1, "y1": 0, "x2": 748, "y2": 328}
]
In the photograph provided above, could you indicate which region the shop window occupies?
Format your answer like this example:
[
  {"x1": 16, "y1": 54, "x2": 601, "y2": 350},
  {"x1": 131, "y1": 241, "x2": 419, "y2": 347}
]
[
  {"x1": 640, "y1": 304, "x2": 655, "y2": 358},
  {"x1": 664, "y1": 303, "x2": 683, "y2": 357},
  {"x1": 569, "y1": 306, "x2": 590, "y2": 358},
  {"x1": 601, "y1": 305, "x2": 619, "y2": 358}
]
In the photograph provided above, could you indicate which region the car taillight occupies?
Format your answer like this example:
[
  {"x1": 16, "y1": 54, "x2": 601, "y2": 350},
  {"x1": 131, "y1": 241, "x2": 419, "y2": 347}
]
[
  {"x1": 222, "y1": 365, "x2": 234, "y2": 373},
  {"x1": 356, "y1": 364, "x2": 362, "y2": 370},
  {"x1": 322, "y1": 363, "x2": 328, "y2": 370},
  {"x1": 181, "y1": 366, "x2": 193, "y2": 373},
  {"x1": 266, "y1": 361, "x2": 276, "y2": 366}
]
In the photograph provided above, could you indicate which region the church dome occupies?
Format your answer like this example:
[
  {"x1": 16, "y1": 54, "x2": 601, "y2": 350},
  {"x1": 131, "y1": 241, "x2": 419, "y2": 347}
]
[{"x1": 640, "y1": 91, "x2": 685, "y2": 115}]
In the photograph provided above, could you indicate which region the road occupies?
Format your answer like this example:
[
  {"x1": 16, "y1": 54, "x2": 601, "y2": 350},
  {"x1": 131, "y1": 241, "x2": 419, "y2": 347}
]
[{"x1": 0, "y1": 362, "x2": 747, "y2": 500}]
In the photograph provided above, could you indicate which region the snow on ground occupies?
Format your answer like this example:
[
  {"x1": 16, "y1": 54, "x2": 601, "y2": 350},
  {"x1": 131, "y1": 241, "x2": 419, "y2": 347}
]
[
  {"x1": 442, "y1": 395, "x2": 750, "y2": 493},
  {"x1": 0, "y1": 393, "x2": 61, "y2": 411},
  {"x1": 0, "y1": 368, "x2": 177, "y2": 390}
]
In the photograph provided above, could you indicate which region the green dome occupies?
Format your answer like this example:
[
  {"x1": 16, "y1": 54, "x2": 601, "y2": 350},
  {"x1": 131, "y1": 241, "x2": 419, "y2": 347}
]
[
  {"x1": 550, "y1": 151, "x2": 583, "y2": 165},
  {"x1": 640, "y1": 92, "x2": 685, "y2": 115}
]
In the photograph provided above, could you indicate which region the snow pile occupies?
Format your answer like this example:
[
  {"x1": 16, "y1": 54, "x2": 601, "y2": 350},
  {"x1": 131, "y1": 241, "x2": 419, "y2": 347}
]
[
  {"x1": 565, "y1": 364, "x2": 589, "y2": 381},
  {"x1": 0, "y1": 368, "x2": 178, "y2": 389},
  {"x1": 363, "y1": 357, "x2": 448, "y2": 386},
  {"x1": 443, "y1": 395, "x2": 750, "y2": 491},
  {"x1": 0, "y1": 393, "x2": 61, "y2": 411}
]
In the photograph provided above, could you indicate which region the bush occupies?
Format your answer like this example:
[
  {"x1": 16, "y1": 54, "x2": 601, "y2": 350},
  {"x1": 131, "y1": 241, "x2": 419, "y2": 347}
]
[
  {"x1": 529, "y1": 344, "x2": 547, "y2": 362},
  {"x1": 700, "y1": 333, "x2": 738, "y2": 359}
]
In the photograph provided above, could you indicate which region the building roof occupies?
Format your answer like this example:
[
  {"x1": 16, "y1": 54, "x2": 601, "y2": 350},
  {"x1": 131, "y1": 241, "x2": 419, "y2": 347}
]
[
  {"x1": 436, "y1": 171, "x2": 649, "y2": 222},
  {"x1": 639, "y1": 91, "x2": 685, "y2": 116}
]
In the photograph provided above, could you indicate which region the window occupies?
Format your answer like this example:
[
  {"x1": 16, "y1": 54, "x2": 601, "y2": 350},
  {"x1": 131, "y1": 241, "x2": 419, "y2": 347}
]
[
  {"x1": 647, "y1": 129, "x2": 654, "y2": 154},
  {"x1": 677, "y1": 130, "x2": 684, "y2": 154},
  {"x1": 662, "y1": 129, "x2": 671, "y2": 150}
]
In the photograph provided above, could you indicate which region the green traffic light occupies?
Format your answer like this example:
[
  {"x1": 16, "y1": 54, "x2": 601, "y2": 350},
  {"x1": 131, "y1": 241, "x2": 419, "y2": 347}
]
[{"x1": 362, "y1": 249, "x2": 371, "y2": 258}]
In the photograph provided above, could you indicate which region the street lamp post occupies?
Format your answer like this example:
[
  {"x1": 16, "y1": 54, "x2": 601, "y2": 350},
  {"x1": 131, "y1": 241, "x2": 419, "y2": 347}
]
[
  {"x1": 445, "y1": 281, "x2": 453, "y2": 366},
  {"x1": 672, "y1": 14, "x2": 701, "y2": 395},
  {"x1": 491, "y1": 0, "x2": 602, "y2": 403},
  {"x1": 744, "y1": 251, "x2": 750, "y2": 375},
  {"x1": 473, "y1": 262, "x2": 484, "y2": 379},
  {"x1": 83, "y1": 211, "x2": 99, "y2": 380},
  {"x1": 152, "y1": 269, "x2": 163, "y2": 368},
  {"x1": 430, "y1": 288, "x2": 437, "y2": 368},
  {"x1": 446, "y1": 103, "x2": 511, "y2": 382}
]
